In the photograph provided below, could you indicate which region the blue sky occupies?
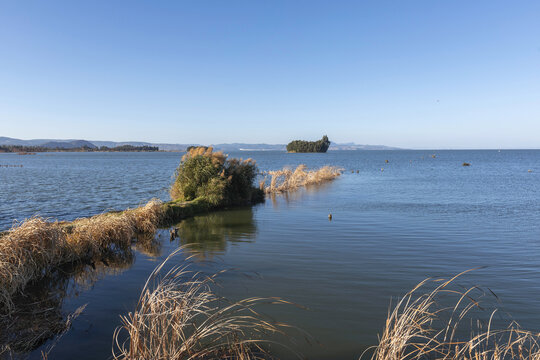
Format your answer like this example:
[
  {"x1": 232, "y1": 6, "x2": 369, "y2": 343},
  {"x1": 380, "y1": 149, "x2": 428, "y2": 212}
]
[{"x1": 0, "y1": 1, "x2": 539, "y2": 148}]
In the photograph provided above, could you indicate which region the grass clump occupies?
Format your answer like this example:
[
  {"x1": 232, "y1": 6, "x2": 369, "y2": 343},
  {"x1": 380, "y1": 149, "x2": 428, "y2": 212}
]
[
  {"x1": 113, "y1": 249, "x2": 291, "y2": 360},
  {"x1": 0, "y1": 200, "x2": 164, "y2": 313},
  {"x1": 263, "y1": 164, "x2": 342, "y2": 193},
  {"x1": 170, "y1": 146, "x2": 263, "y2": 206},
  {"x1": 1, "y1": 251, "x2": 133, "y2": 357},
  {"x1": 365, "y1": 270, "x2": 540, "y2": 360}
]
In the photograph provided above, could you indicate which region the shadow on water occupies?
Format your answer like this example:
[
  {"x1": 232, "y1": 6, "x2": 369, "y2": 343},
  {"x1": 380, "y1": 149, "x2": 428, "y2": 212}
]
[
  {"x1": 173, "y1": 207, "x2": 257, "y2": 260},
  {"x1": 0, "y1": 250, "x2": 134, "y2": 358}
]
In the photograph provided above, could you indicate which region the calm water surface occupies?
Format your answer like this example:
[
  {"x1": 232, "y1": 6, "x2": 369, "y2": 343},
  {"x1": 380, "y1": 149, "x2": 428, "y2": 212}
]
[{"x1": 0, "y1": 150, "x2": 539, "y2": 359}]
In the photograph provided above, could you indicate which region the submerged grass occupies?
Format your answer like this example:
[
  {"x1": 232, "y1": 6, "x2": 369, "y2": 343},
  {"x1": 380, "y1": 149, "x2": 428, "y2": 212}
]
[
  {"x1": 1, "y1": 248, "x2": 134, "y2": 358},
  {"x1": 262, "y1": 164, "x2": 342, "y2": 193},
  {"x1": 113, "y1": 249, "x2": 294, "y2": 360},
  {"x1": 0, "y1": 199, "x2": 164, "y2": 313},
  {"x1": 366, "y1": 270, "x2": 540, "y2": 360}
]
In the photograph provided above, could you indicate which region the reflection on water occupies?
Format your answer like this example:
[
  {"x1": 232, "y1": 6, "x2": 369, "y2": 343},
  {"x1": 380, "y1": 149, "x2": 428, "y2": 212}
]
[
  {"x1": 268, "y1": 181, "x2": 334, "y2": 209},
  {"x1": 175, "y1": 208, "x2": 257, "y2": 259},
  {"x1": 134, "y1": 232, "x2": 163, "y2": 258},
  {"x1": 1, "y1": 150, "x2": 539, "y2": 360},
  {"x1": 0, "y1": 209, "x2": 257, "y2": 358},
  {"x1": 0, "y1": 250, "x2": 134, "y2": 357}
]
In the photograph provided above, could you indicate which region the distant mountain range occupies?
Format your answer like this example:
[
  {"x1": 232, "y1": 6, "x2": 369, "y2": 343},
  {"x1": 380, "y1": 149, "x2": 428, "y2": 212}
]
[{"x1": 0, "y1": 137, "x2": 401, "y2": 151}]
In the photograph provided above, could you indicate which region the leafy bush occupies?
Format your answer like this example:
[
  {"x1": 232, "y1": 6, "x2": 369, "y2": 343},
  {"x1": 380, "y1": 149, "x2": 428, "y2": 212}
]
[
  {"x1": 286, "y1": 135, "x2": 331, "y2": 153},
  {"x1": 170, "y1": 147, "x2": 263, "y2": 206}
]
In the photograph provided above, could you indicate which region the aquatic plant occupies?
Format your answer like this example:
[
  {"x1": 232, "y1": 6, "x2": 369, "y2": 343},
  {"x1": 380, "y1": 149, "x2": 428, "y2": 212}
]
[
  {"x1": 170, "y1": 146, "x2": 263, "y2": 207},
  {"x1": 0, "y1": 199, "x2": 163, "y2": 313},
  {"x1": 0, "y1": 249, "x2": 133, "y2": 358},
  {"x1": 263, "y1": 164, "x2": 342, "y2": 193},
  {"x1": 113, "y1": 250, "x2": 292, "y2": 360},
  {"x1": 364, "y1": 270, "x2": 540, "y2": 360}
]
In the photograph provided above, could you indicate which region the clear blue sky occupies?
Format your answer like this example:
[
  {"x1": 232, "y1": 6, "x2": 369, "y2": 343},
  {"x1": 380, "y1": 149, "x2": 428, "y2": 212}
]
[{"x1": 0, "y1": 1, "x2": 539, "y2": 148}]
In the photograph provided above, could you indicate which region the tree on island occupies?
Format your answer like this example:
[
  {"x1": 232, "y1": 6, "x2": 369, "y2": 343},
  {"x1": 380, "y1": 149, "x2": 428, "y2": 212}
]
[{"x1": 286, "y1": 135, "x2": 331, "y2": 153}]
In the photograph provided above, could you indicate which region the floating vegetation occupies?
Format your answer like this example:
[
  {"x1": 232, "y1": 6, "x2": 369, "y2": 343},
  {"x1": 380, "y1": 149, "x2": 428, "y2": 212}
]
[
  {"x1": 263, "y1": 165, "x2": 342, "y2": 194},
  {"x1": 113, "y1": 250, "x2": 294, "y2": 360},
  {"x1": 364, "y1": 270, "x2": 540, "y2": 360}
]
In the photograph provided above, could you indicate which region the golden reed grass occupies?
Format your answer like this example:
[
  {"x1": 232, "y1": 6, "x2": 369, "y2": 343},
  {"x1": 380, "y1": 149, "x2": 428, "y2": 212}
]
[
  {"x1": 262, "y1": 164, "x2": 342, "y2": 193},
  {"x1": 364, "y1": 270, "x2": 540, "y2": 360},
  {"x1": 113, "y1": 249, "x2": 294, "y2": 360},
  {"x1": 1, "y1": 248, "x2": 134, "y2": 357},
  {"x1": 0, "y1": 199, "x2": 163, "y2": 313}
]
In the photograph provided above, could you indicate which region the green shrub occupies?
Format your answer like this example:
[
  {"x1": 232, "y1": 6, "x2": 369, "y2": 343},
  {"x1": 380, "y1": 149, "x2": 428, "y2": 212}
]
[{"x1": 170, "y1": 147, "x2": 263, "y2": 207}]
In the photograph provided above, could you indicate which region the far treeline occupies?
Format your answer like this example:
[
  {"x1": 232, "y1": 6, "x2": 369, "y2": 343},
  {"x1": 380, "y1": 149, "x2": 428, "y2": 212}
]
[
  {"x1": 286, "y1": 135, "x2": 331, "y2": 153},
  {"x1": 0, "y1": 145, "x2": 160, "y2": 153}
]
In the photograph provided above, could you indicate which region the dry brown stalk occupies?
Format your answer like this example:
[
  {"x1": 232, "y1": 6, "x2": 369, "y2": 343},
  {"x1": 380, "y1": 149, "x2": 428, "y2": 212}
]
[
  {"x1": 113, "y1": 249, "x2": 295, "y2": 360},
  {"x1": 263, "y1": 165, "x2": 342, "y2": 194},
  {"x1": 365, "y1": 270, "x2": 540, "y2": 360},
  {"x1": 0, "y1": 199, "x2": 163, "y2": 313}
]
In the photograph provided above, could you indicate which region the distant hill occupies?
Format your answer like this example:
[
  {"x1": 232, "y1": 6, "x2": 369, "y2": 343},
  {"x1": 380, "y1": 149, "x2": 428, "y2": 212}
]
[
  {"x1": 209, "y1": 143, "x2": 286, "y2": 151},
  {"x1": 328, "y1": 144, "x2": 401, "y2": 150},
  {"x1": 41, "y1": 140, "x2": 97, "y2": 149},
  {"x1": 0, "y1": 137, "x2": 401, "y2": 151}
]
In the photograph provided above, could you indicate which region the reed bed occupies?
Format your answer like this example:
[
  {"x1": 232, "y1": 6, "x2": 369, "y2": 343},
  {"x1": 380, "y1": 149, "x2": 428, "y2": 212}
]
[
  {"x1": 263, "y1": 165, "x2": 342, "y2": 193},
  {"x1": 1, "y1": 249, "x2": 134, "y2": 358},
  {"x1": 366, "y1": 270, "x2": 540, "y2": 360},
  {"x1": 113, "y1": 250, "x2": 292, "y2": 360},
  {"x1": 0, "y1": 199, "x2": 163, "y2": 313}
]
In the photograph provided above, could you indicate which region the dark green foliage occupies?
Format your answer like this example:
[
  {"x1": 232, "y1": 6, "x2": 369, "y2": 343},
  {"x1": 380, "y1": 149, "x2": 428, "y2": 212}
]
[
  {"x1": 0, "y1": 145, "x2": 158, "y2": 153},
  {"x1": 170, "y1": 147, "x2": 263, "y2": 207},
  {"x1": 98, "y1": 145, "x2": 159, "y2": 151},
  {"x1": 286, "y1": 135, "x2": 331, "y2": 153}
]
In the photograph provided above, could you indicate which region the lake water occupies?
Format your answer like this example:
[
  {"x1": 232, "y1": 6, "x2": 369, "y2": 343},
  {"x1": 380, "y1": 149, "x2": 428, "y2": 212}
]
[{"x1": 0, "y1": 150, "x2": 539, "y2": 359}]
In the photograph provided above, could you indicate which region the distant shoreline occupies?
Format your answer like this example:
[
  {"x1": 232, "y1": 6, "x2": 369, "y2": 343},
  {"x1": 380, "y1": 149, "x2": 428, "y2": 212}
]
[{"x1": 0, "y1": 145, "x2": 162, "y2": 153}]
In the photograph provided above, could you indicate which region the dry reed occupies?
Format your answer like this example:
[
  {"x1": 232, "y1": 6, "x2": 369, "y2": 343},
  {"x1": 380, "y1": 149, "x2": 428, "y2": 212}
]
[
  {"x1": 1, "y1": 249, "x2": 134, "y2": 357},
  {"x1": 263, "y1": 165, "x2": 342, "y2": 193},
  {"x1": 113, "y1": 249, "x2": 293, "y2": 360},
  {"x1": 365, "y1": 270, "x2": 540, "y2": 360},
  {"x1": 0, "y1": 199, "x2": 164, "y2": 313}
]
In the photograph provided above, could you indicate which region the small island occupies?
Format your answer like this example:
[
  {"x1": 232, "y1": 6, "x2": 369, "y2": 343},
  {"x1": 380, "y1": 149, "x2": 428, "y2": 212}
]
[{"x1": 286, "y1": 135, "x2": 331, "y2": 153}]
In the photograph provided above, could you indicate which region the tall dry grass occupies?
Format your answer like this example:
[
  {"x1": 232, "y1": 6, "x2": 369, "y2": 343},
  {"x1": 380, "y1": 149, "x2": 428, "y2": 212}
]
[
  {"x1": 0, "y1": 199, "x2": 163, "y2": 313},
  {"x1": 365, "y1": 270, "x2": 540, "y2": 360},
  {"x1": 262, "y1": 165, "x2": 342, "y2": 193},
  {"x1": 1, "y1": 246, "x2": 135, "y2": 358},
  {"x1": 113, "y1": 249, "x2": 294, "y2": 360}
]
